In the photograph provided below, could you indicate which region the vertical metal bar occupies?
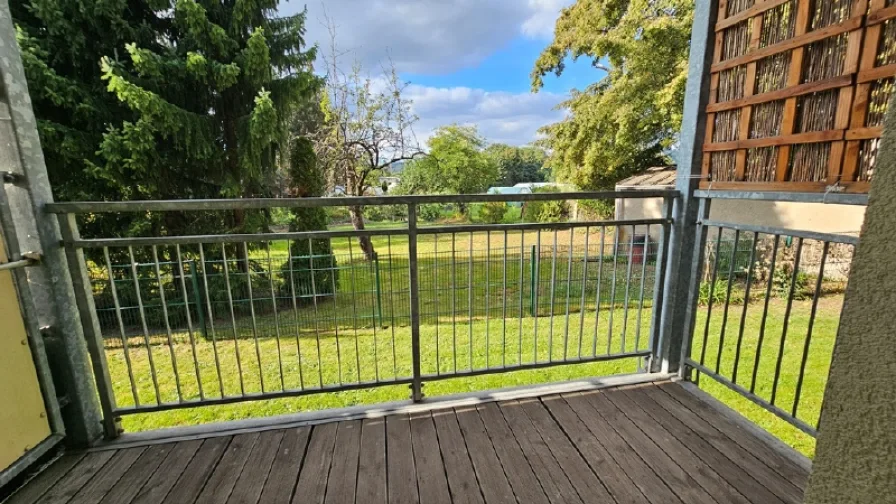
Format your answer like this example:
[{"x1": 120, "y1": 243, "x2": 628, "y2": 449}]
[
  {"x1": 265, "y1": 244, "x2": 285, "y2": 391},
  {"x1": 672, "y1": 196, "x2": 709, "y2": 377},
  {"x1": 529, "y1": 244, "x2": 537, "y2": 317},
  {"x1": 241, "y1": 242, "x2": 265, "y2": 393},
  {"x1": 534, "y1": 229, "x2": 541, "y2": 362},
  {"x1": 128, "y1": 246, "x2": 161, "y2": 404},
  {"x1": 577, "y1": 226, "x2": 591, "y2": 359},
  {"x1": 189, "y1": 260, "x2": 208, "y2": 341},
  {"x1": 502, "y1": 229, "x2": 508, "y2": 368},
  {"x1": 485, "y1": 230, "x2": 490, "y2": 368},
  {"x1": 102, "y1": 247, "x2": 139, "y2": 406},
  {"x1": 606, "y1": 227, "x2": 620, "y2": 355},
  {"x1": 408, "y1": 204, "x2": 424, "y2": 401},
  {"x1": 58, "y1": 214, "x2": 119, "y2": 438},
  {"x1": 451, "y1": 233, "x2": 457, "y2": 374},
  {"x1": 220, "y1": 245, "x2": 246, "y2": 396},
  {"x1": 434, "y1": 234, "x2": 440, "y2": 376},
  {"x1": 635, "y1": 225, "x2": 650, "y2": 353},
  {"x1": 325, "y1": 238, "x2": 342, "y2": 386},
  {"x1": 732, "y1": 233, "x2": 759, "y2": 383},
  {"x1": 771, "y1": 237, "x2": 804, "y2": 406},
  {"x1": 715, "y1": 230, "x2": 740, "y2": 373},
  {"x1": 370, "y1": 251, "x2": 381, "y2": 382},
  {"x1": 563, "y1": 227, "x2": 574, "y2": 360},
  {"x1": 518, "y1": 230, "x2": 525, "y2": 366},
  {"x1": 751, "y1": 235, "x2": 780, "y2": 393},
  {"x1": 387, "y1": 235, "x2": 398, "y2": 379},
  {"x1": 620, "y1": 226, "x2": 635, "y2": 353},
  {"x1": 175, "y1": 245, "x2": 204, "y2": 400},
  {"x1": 308, "y1": 238, "x2": 326, "y2": 387},
  {"x1": 151, "y1": 245, "x2": 182, "y2": 402},
  {"x1": 699, "y1": 228, "x2": 725, "y2": 369},
  {"x1": 468, "y1": 231, "x2": 474, "y2": 370},
  {"x1": 793, "y1": 241, "x2": 829, "y2": 418},
  {"x1": 374, "y1": 253, "x2": 384, "y2": 329},
  {"x1": 285, "y1": 240, "x2": 305, "y2": 390},
  {"x1": 347, "y1": 238, "x2": 362, "y2": 382},
  {"x1": 548, "y1": 229, "x2": 558, "y2": 362},
  {"x1": 198, "y1": 243, "x2": 225, "y2": 396},
  {"x1": 592, "y1": 226, "x2": 606, "y2": 357}
]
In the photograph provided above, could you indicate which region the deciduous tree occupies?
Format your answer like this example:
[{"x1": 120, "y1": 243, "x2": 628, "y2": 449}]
[{"x1": 532, "y1": 0, "x2": 692, "y2": 189}]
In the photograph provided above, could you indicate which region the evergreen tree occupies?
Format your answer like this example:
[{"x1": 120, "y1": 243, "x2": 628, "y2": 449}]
[{"x1": 98, "y1": 0, "x2": 320, "y2": 235}]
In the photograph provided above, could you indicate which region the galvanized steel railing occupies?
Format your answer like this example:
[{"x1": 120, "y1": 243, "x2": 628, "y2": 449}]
[{"x1": 46, "y1": 191, "x2": 676, "y2": 437}]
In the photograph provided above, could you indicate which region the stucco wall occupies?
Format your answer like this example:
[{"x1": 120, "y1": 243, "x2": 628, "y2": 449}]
[
  {"x1": 802, "y1": 109, "x2": 896, "y2": 502},
  {"x1": 616, "y1": 196, "x2": 865, "y2": 239}
]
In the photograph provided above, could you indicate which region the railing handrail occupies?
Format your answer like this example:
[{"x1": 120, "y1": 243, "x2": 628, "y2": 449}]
[{"x1": 45, "y1": 190, "x2": 679, "y2": 214}]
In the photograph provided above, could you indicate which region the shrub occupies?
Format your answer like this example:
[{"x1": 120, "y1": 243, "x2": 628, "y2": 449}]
[
  {"x1": 478, "y1": 201, "x2": 508, "y2": 224},
  {"x1": 418, "y1": 203, "x2": 444, "y2": 222},
  {"x1": 522, "y1": 187, "x2": 569, "y2": 223}
]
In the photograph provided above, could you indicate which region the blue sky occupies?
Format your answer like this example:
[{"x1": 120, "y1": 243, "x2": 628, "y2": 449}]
[{"x1": 286, "y1": 0, "x2": 607, "y2": 146}]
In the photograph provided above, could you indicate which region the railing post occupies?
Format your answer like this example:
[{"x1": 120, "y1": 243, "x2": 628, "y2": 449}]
[
  {"x1": 58, "y1": 214, "x2": 120, "y2": 438},
  {"x1": 648, "y1": 194, "x2": 674, "y2": 372},
  {"x1": 407, "y1": 203, "x2": 424, "y2": 401},
  {"x1": 653, "y1": 0, "x2": 718, "y2": 374}
]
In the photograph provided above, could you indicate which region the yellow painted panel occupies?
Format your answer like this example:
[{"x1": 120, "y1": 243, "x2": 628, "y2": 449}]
[{"x1": 0, "y1": 240, "x2": 50, "y2": 471}]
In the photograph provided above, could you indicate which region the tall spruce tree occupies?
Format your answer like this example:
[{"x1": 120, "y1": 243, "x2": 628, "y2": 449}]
[{"x1": 98, "y1": 0, "x2": 320, "y2": 235}]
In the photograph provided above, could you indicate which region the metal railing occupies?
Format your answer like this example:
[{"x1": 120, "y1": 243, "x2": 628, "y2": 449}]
[
  {"x1": 47, "y1": 191, "x2": 676, "y2": 436},
  {"x1": 681, "y1": 195, "x2": 857, "y2": 436}
]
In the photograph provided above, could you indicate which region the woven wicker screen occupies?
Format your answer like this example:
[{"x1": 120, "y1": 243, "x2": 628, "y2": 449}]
[{"x1": 701, "y1": 0, "x2": 896, "y2": 192}]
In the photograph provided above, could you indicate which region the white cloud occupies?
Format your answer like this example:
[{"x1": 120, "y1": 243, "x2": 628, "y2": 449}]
[
  {"x1": 405, "y1": 84, "x2": 567, "y2": 146},
  {"x1": 285, "y1": 0, "x2": 570, "y2": 74},
  {"x1": 521, "y1": 0, "x2": 575, "y2": 39}
]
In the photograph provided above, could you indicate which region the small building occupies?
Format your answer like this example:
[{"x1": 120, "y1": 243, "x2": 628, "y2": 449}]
[
  {"x1": 487, "y1": 186, "x2": 532, "y2": 207},
  {"x1": 615, "y1": 166, "x2": 866, "y2": 242}
]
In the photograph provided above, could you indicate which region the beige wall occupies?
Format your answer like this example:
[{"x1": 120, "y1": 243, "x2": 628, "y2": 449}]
[{"x1": 617, "y1": 195, "x2": 865, "y2": 238}]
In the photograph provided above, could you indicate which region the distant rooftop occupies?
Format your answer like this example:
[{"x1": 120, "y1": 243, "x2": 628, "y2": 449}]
[
  {"x1": 615, "y1": 166, "x2": 676, "y2": 190},
  {"x1": 487, "y1": 186, "x2": 533, "y2": 195}
]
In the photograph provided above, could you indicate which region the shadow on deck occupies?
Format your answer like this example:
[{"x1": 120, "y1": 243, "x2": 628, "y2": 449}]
[{"x1": 5, "y1": 382, "x2": 810, "y2": 504}]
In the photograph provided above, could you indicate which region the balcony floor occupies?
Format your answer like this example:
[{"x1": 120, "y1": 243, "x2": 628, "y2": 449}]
[{"x1": 7, "y1": 382, "x2": 809, "y2": 504}]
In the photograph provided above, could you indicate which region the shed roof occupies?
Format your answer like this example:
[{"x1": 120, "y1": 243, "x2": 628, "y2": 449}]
[
  {"x1": 615, "y1": 166, "x2": 677, "y2": 189},
  {"x1": 487, "y1": 186, "x2": 533, "y2": 195}
]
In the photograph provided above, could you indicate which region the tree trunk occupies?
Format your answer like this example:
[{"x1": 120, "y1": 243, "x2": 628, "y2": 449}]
[{"x1": 349, "y1": 205, "x2": 376, "y2": 261}]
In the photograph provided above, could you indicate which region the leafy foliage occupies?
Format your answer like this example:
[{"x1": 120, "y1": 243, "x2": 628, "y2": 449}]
[
  {"x1": 477, "y1": 202, "x2": 508, "y2": 224},
  {"x1": 484, "y1": 144, "x2": 550, "y2": 186},
  {"x1": 398, "y1": 125, "x2": 499, "y2": 204},
  {"x1": 522, "y1": 187, "x2": 570, "y2": 223},
  {"x1": 531, "y1": 0, "x2": 693, "y2": 189}
]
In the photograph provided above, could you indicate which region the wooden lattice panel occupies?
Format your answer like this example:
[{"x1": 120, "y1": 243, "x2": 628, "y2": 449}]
[{"x1": 701, "y1": 0, "x2": 896, "y2": 192}]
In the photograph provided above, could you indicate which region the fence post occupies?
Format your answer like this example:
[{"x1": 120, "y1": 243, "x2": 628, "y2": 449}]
[
  {"x1": 407, "y1": 203, "x2": 424, "y2": 401},
  {"x1": 648, "y1": 194, "x2": 674, "y2": 371},
  {"x1": 189, "y1": 260, "x2": 209, "y2": 340},
  {"x1": 529, "y1": 244, "x2": 537, "y2": 316},
  {"x1": 652, "y1": 0, "x2": 718, "y2": 374},
  {"x1": 58, "y1": 214, "x2": 120, "y2": 439}
]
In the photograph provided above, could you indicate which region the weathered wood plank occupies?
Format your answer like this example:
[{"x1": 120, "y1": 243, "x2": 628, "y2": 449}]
[
  {"x1": 68, "y1": 448, "x2": 145, "y2": 504},
  {"x1": 453, "y1": 406, "x2": 516, "y2": 504},
  {"x1": 227, "y1": 430, "x2": 284, "y2": 504},
  {"x1": 516, "y1": 399, "x2": 614, "y2": 503},
  {"x1": 356, "y1": 418, "x2": 387, "y2": 504},
  {"x1": 409, "y1": 412, "x2": 452, "y2": 504},
  {"x1": 635, "y1": 386, "x2": 789, "y2": 504},
  {"x1": 656, "y1": 384, "x2": 808, "y2": 494},
  {"x1": 98, "y1": 445, "x2": 173, "y2": 504},
  {"x1": 560, "y1": 393, "x2": 682, "y2": 504},
  {"x1": 498, "y1": 401, "x2": 583, "y2": 504},
  {"x1": 324, "y1": 421, "x2": 361, "y2": 504},
  {"x1": 584, "y1": 389, "x2": 717, "y2": 504},
  {"x1": 293, "y1": 423, "x2": 337, "y2": 504},
  {"x1": 162, "y1": 437, "x2": 231, "y2": 504},
  {"x1": 6, "y1": 453, "x2": 87, "y2": 504},
  {"x1": 130, "y1": 440, "x2": 203, "y2": 504},
  {"x1": 195, "y1": 433, "x2": 260, "y2": 504},
  {"x1": 35, "y1": 451, "x2": 115, "y2": 504},
  {"x1": 476, "y1": 403, "x2": 550, "y2": 504},
  {"x1": 386, "y1": 413, "x2": 420, "y2": 504},
  {"x1": 431, "y1": 409, "x2": 484, "y2": 504},
  {"x1": 608, "y1": 388, "x2": 755, "y2": 504},
  {"x1": 257, "y1": 427, "x2": 310, "y2": 504}
]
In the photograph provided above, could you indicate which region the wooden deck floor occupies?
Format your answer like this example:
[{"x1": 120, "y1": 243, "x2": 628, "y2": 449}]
[{"x1": 5, "y1": 382, "x2": 810, "y2": 504}]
